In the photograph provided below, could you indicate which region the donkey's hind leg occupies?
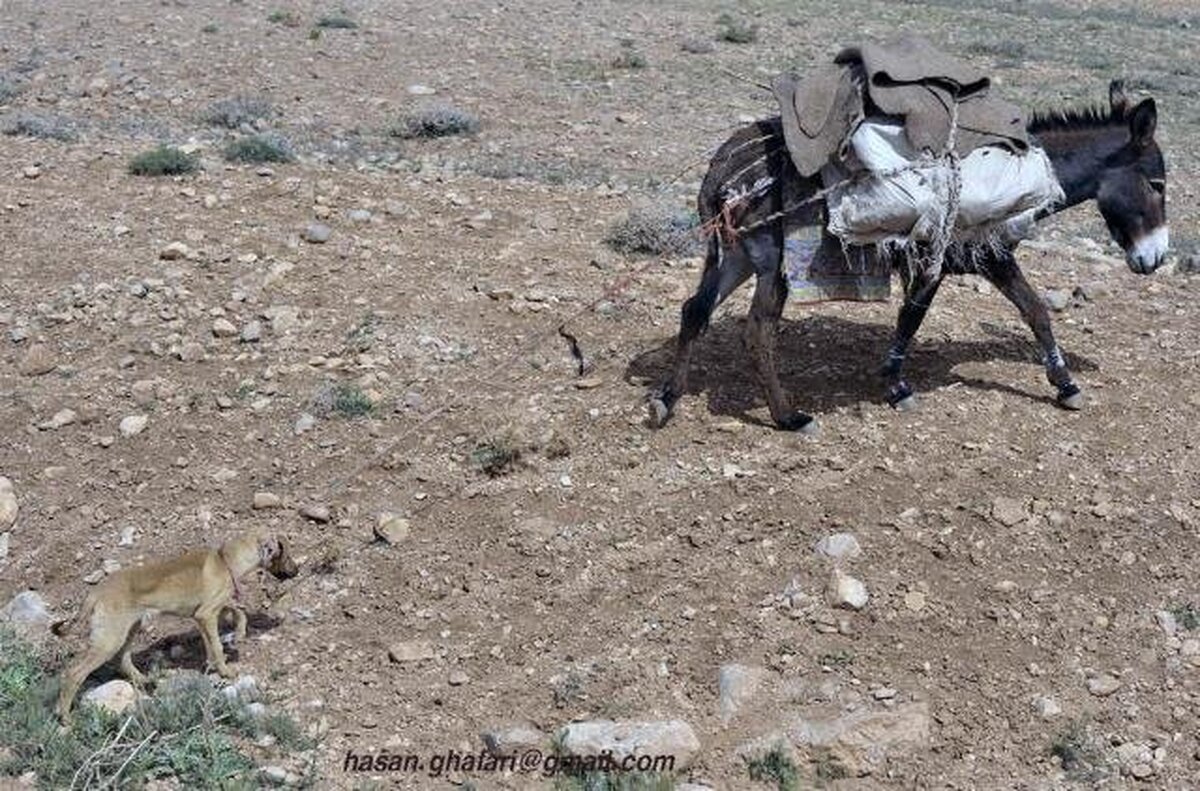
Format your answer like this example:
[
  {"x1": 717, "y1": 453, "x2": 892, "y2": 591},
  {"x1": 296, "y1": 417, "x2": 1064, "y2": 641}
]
[
  {"x1": 649, "y1": 236, "x2": 752, "y2": 427},
  {"x1": 982, "y1": 252, "x2": 1083, "y2": 409},
  {"x1": 745, "y1": 265, "x2": 815, "y2": 433}
]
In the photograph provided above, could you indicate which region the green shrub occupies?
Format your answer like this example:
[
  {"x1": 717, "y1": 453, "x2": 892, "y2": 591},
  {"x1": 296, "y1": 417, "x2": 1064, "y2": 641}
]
[
  {"x1": 204, "y1": 96, "x2": 273, "y2": 129},
  {"x1": 746, "y1": 743, "x2": 800, "y2": 791},
  {"x1": 129, "y1": 145, "x2": 199, "y2": 176},
  {"x1": 604, "y1": 205, "x2": 700, "y2": 257},
  {"x1": 389, "y1": 106, "x2": 480, "y2": 139},
  {"x1": 2, "y1": 113, "x2": 78, "y2": 142},
  {"x1": 316, "y1": 13, "x2": 358, "y2": 29},
  {"x1": 223, "y1": 134, "x2": 295, "y2": 164},
  {"x1": 333, "y1": 383, "x2": 374, "y2": 418},
  {"x1": 717, "y1": 13, "x2": 759, "y2": 44}
]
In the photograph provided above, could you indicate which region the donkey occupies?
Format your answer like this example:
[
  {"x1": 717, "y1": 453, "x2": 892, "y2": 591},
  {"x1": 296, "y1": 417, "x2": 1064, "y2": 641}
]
[{"x1": 648, "y1": 81, "x2": 1168, "y2": 432}]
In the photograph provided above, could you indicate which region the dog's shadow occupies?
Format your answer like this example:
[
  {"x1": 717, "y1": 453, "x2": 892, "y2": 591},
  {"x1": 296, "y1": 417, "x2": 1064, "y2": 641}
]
[
  {"x1": 114, "y1": 611, "x2": 286, "y2": 677},
  {"x1": 626, "y1": 313, "x2": 1098, "y2": 419}
]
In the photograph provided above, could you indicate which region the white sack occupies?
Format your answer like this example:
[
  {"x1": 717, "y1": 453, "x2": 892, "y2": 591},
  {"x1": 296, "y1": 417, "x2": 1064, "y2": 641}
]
[{"x1": 823, "y1": 120, "x2": 1064, "y2": 245}]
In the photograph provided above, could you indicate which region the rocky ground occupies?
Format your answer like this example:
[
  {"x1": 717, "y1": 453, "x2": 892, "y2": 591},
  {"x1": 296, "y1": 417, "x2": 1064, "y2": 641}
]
[{"x1": 2, "y1": 0, "x2": 1199, "y2": 788}]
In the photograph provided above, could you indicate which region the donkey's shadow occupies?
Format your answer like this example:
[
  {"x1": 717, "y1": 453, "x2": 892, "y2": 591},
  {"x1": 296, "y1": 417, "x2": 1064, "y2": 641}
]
[{"x1": 626, "y1": 313, "x2": 1098, "y2": 422}]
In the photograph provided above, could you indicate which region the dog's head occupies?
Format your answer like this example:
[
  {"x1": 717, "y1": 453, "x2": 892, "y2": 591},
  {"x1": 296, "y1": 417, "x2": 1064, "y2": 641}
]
[{"x1": 258, "y1": 535, "x2": 299, "y2": 580}]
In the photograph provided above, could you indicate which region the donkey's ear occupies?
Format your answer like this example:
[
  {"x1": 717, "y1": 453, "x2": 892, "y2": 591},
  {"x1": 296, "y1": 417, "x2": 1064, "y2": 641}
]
[
  {"x1": 1109, "y1": 80, "x2": 1130, "y2": 116},
  {"x1": 1129, "y1": 98, "x2": 1157, "y2": 147}
]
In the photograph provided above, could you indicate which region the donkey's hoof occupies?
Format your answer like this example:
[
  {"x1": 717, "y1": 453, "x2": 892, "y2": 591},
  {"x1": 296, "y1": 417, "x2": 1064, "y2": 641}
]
[
  {"x1": 647, "y1": 398, "x2": 671, "y2": 428},
  {"x1": 1056, "y1": 384, "x2": 1084, "y2": 411},
  {"x1": 886, "y1": 380, "x2": 916, "y2": 409},
  {"x1": 778, "y1": 412, "x2": 818, "y2": 434}
]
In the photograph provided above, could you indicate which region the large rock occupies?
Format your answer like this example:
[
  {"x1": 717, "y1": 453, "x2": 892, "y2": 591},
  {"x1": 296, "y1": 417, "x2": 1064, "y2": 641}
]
[
  {"x1": 719, "y1": 663, "x2": 769, "y2": 724},
  {"x1": 1, "y1": 591, "x2": 52, "y2": 636},
  {"x1": 481, "y1": 723, "x2": 546, "y2": 755},
  {"x1": 82, "y1": 680, "x2": 140, "y2": 715},
  {"x1": 744, "y1": 702, "x2": 931, "y2": 776},
  {"x1": 0, "y1": 476, "x2": 17, "y2": 530},
  {"x1": 18, "y1": 344, "x2": 56, "y2": 376},
  {"x1": 828, "y1": 568, "x2": 869, "y2": 610},
  {"x1": 815, "y1": 533, "x2": 861, "y2": 561},
  {"x1": 557, "y1": 720, "x2": 700, "y2": 769}
]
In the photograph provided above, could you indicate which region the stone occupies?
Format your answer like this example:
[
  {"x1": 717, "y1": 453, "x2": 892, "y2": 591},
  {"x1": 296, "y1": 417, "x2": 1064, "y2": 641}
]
[
  {"x1": 212, "y1": 318, "x2": 238, "y2": 337},
  {"x1": 558, "y1": 720, "x2": 700, "y2": 769},
  {"x1": 177, "y1": 342, "x2": 206, "y2": 362},
  {"x1": 1032, "y1": 695, "x2": 1061, "y2": 719},
  {"x1": 388, "y1": 640, "x2": 435, "y2": 663},
  {"x1": 828, "y1": 568, "x2": 869, "y2": 610},
  {"x1": 374, "y1": 513, "x2": 410, "y2": 544},
  {"x1": 1043, "y1": 289, "x2": 1071, "y2": 311},
  {"x1": 407, "y1": 84, "x2": 437, "y2": 95},
  {"x1": 221, "y1": 675, "x2": 260, "y2": 703},
  {"x1": 873, "y1": 687, "x2": 898, "y2": 700},
  {"x1": 130, "y1": 379, "x2": 158, "y2": 406},
  {"x1": 253, "y1": 492, "x2": 282, "y2": 510},
  {"x1": 18, "y1": 344, "x2": 56, "y2": 376},
  {"x1": 1155, "y1": 610, "x2": 1177, "y2": 636},
  {"x1": 348, "y1": 209, "x2": 372, "y2": 223},
  {"x1": 119, "y1": 414, "x2": 149, "y2": 437},
  {"x1": 718, "y1": 663, "x2": 768, "y2": 723},
  {"x1": 782, "y1": 702, "x2": 931, "y2": 774},
  {"x1": 39, "y1": 408, "x2": 77, "y2": 430},
  {"x1": 302, "y1": 223, "x2": 331, "y2": 244},
  {"x1": 240, "y1": 320, "x2": 263, "y2": 343},
  {"x1": 448, "y1": 670, "x2": 470, "y2": 686},
  {"x1": 0, "y1": 477, "x2": 18, "y2": 530},
  {"x1": 300, "y1": 504, "x2": 331, "y2": 523},
  {"x1": 82, "y1": 680, "x2": 139, "y2": 715},
  {"x1": 481, "y1": 723, "x2": 545, "y2": 755},
  {"x1": 991, "y1": 496, "x2": 1028, "y2": 527},
  {"x1": 119, "y1": 526, "x2": 136, "y2": 547},
  {"x1": 1, "y1": 591, "x2": 52, "y2": 634},
  {"x1": 0, "y1": 532, "x2": 7, "y2": 559},
  {"x1": 294, "y1": 413, "x2": 316, "y2": 435},
  {"x1": 1087, "y1": 673, "x2": 1122, "y2": 697},
  {"x1": 159, "y1": 241, "x2": 193, "y2": 261},
  {"x1": 903, "y1": 591, "x2": 927, "y2": 612},
  {"x1": 814, "y1": 533, "x2": 861, "y2": 561}
]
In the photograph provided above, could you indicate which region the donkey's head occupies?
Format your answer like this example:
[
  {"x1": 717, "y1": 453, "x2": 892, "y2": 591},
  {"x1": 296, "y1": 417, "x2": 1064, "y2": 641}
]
[{"x1": 1096, "y1": 81, "x2": 1168, "y2": 274}]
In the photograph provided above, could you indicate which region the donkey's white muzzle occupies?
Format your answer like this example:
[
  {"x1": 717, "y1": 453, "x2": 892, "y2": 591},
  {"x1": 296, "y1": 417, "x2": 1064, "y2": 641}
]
[{"x1": 1127, "y1": 226, "x2": 1169, "y2": 274}]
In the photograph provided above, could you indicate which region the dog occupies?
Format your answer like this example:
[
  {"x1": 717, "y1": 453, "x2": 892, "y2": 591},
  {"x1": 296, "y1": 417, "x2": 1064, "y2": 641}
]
[{"x1": 55, "y1": 532, "x2": 297, "y2": 720}]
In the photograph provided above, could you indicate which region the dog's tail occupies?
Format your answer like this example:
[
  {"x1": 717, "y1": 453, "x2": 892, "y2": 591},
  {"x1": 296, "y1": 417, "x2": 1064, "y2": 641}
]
[{"x1": 50, "y1": 590, "x2": 97, "y2": 638}]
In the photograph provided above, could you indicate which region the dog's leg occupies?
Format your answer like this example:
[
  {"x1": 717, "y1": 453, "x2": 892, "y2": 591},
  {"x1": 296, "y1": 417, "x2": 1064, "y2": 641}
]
[
  {"x1": 232, "y1": 606, "x2": 247, "y2": 643},
  {"x1": 196, "y1": 607, "x2": 234, "y2": 678},
  {"x1": 118, "y1": 622, "x2": 148, "y2": 688},
  {"x1": 56, "y1": 617, "x2": 133, "y2": 720}
]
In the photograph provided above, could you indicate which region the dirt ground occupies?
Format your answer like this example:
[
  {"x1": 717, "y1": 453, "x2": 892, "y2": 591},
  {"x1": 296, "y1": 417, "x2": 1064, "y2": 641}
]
[{"x1": 2, "y1": 0, "x2": 1199, "y2": 788}]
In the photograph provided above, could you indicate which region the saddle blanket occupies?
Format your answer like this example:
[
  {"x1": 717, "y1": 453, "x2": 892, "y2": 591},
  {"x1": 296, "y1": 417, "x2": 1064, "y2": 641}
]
[{"x1": 785, "y1": 234, "x2": 892, "y2": 304}]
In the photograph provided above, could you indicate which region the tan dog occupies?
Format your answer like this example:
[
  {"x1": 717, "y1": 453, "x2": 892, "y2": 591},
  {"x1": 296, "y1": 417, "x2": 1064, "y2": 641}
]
[{"x1": 56, "y1": 532, "x2": 297, "y2": 720}]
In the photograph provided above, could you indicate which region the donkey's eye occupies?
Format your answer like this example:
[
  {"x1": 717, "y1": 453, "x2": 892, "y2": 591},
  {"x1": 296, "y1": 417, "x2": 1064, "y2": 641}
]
[{"x1": 1148, "y1": 179, "x2": 1166, "y2": 194}]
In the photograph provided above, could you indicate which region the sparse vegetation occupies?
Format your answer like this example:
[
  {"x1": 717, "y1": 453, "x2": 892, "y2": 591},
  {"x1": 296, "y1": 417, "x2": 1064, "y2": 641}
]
[
  {"x1": 716, "y1": 12, "x2": 758, "y2": 44},
  {"x1": 967, "y1": 39, "x2": 1029, "y2": 67},
  {"x1": 604, "y1": 204, "x2": 700, "y2": 257},
  {"x1": 813, "y1": 750, "x2": 850, "y2": 783},
  {"x1": 267, "y1": 9, "x2": 302, "y2": 26},
  {"x1": 612, "y1": 39, "x2": 647, "y2": 70},
  {"x1": 0, "y1": 627, "x2": 314, "y2": 788},
  {"x1": 746, "y1": 744, "x2": 800, "y2": 791},
  {"x1": 817, "y1": 649, "x2": 855, "y2": 669},
  {"x1": 1, "y1": 112, "x2": 77, "y2": 142},
  {"x1": 344, "y1": 313, "x2": 379, "y2": 353},
  {"x1": 332, "y1": 383, "x2": 374, "y2": 418},
  {"x1": 471, "y1": 431, "x2": 522, "y2": 477},
  {"x1": 1050, "y1": 721, "x2": 1106, "y2": 781},
  {"x1": 0, "y1": 79, "x2": 23, "y2": 104},
  {"x1": 204, "y1": 95, "x2": 273, "y2": 129},
  {"x1": 553, "y1": 772, "x2": 675, "y2": 791},
  {"x1": 316, "y1": 12, "x2": 358, "y2": 29},
  {"x1": 128, "y1": 145, "x2": 199, "y2": 176},
  {"x1": 680, "y1": 36, "x2": 715, "y2": 55},
  {"x1": 223, "y1": 134, "x2": 295, "y2": 164},
  {"x1": 201, "y1": 22, "x2": 219, "y2": 34},
  {"x1": 390, "y1": 106, "x2": 480, "y2": 139},
  {"x1": 1169, "y1": 602, "x2": 1200, "y2": 631}
]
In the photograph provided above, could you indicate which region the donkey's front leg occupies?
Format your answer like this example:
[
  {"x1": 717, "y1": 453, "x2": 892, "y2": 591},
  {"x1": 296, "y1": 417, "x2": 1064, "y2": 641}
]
[
  {"x1": 880, "y1": 268, "x2": 943, "y2": 410},
  {"x1": 745, "y1": 268, "x2": 815, "y2": 432},
  {"x1": 983, "y1": 253, "x2": 1083, "y2": 410}
]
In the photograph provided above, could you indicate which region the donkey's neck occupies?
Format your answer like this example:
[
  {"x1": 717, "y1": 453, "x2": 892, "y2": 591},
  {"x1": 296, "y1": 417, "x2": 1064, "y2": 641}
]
[{"x1": 1035, "y1": 124, "x2": 1128, "y2": 211}]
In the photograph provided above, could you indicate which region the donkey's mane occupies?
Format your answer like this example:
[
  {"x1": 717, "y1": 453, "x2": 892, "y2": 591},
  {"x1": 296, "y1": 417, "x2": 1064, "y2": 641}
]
[{"x1": 1027, "y1": 103, "x2": 1123, "y2": 134}]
